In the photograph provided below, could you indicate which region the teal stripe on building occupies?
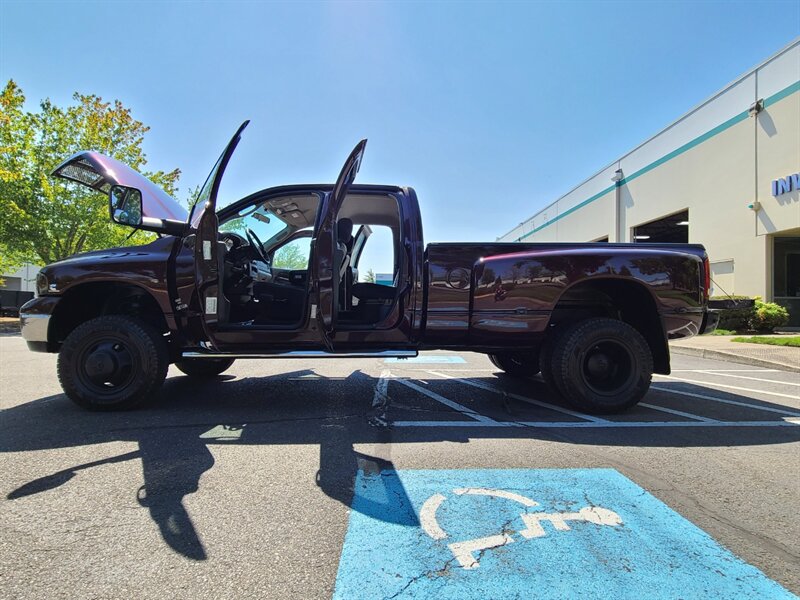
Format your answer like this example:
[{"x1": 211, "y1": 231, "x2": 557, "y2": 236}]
[{"x1": 516, "y1": 79, "x2": 800, "y2": 242}]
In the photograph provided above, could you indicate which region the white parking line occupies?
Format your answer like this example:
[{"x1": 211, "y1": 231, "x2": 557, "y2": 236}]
[
  {"x1": 380, "y1": 363, "x2": 800, "y2": 429},
  {"x1": 393, "y1": 378, "x2": 502, "y2": 424},
  {"x1": 654, "y1": 374, "x2": 800, "y2": 401},
  {"x1": 372, "y1": 370, "x2": 391, "y2": 408},
  {"x1": 425, "y1": 370, "x2": 608, "y2": 423},
  {"x1": 649, "y1": 385, "x2": 800, "y2": 416},
  {"x1": 639, "y1": 403, "x2": 717, "y2": 422},
  {"x1": 402, "y1": 369, "x2": 497, "y2": 372},
  {"x1": 391, "y1": 420, "x2": 800, "y2": 428},
  {"x1": 694, "y1": 371, "x2": 800, "y2": 386},
  {"x1": 671, "y1": 369, "x2": 781, "y2": 373}
]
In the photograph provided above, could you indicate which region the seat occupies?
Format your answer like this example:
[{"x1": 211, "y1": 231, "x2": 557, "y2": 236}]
[
  {"x1": 334, "y1": 218, "x2": 354, "y2": 310},
  {"x1": 335, "y1": 218, "x2": 354, "y2": 278}
]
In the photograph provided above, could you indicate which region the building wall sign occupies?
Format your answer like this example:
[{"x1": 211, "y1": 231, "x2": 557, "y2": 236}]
[{"x1": 771, "y1": 173, "x2": 800, "y2": 196}]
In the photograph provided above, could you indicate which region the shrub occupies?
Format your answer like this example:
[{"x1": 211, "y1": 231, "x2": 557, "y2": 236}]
[
  {"x1": 712, "y1": 295, "x2": 754, "y2": 331},
  {"x1": 749, "y1": 299, "x2": 789, "y2": 333}
]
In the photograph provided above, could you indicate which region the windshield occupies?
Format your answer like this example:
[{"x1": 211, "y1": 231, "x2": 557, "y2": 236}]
[{"x1": 219, "y1": 203, "x2": 296, "y2": 249}]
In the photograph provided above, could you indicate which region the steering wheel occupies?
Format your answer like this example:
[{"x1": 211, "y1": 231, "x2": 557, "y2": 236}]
[{"x1": 245, "y1": 228, "x2": 269, "y2": 264}]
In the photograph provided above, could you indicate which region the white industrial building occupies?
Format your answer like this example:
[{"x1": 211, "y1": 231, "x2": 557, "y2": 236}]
[
  {"x1": 0, "y1": 264, "x2": 37, "y2": 293},
  {"x1": 499, "y1": 39, "x2": 800, "y2": 326}
]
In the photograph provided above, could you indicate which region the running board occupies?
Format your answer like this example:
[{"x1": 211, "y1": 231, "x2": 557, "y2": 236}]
[{"x1": 181, "y1": 350, "x2": 418, "y2": 360}]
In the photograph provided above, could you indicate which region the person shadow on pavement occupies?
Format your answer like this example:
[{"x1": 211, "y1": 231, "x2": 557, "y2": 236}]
[
  {"x1": 4, "y1": 366, "x2": 798, "y2": 561},
  {"x1": 6, "y1": 428, "x2": 215, "y2": 561},
  {"x1": 134, "y1": 430, "x2": 215, "y2": 560},
  {"x1": 3, "y1": 368, "x2": 417, "y2": 561}
]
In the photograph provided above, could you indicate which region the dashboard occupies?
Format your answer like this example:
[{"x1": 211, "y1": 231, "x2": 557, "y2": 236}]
[{"x1": 219, "y1": 231, "x2": 308, "y2": 304}]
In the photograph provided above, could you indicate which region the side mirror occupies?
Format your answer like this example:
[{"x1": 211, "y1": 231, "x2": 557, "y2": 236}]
[{"x1": 109, "y1": 185, "x2": 143, "y2": 227}]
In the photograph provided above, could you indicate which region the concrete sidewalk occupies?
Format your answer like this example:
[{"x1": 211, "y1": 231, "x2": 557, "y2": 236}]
[{"x1": 670, "y1": 335, "x2": 800, "y2": 373}]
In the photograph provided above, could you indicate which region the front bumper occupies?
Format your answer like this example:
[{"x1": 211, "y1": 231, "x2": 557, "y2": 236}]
[
  {"x1": 20, "y1": 313, "x2": 50, "y2": 342},
  {"x1": 19, "y1": 296, "x2": 60, "y2": 352}
]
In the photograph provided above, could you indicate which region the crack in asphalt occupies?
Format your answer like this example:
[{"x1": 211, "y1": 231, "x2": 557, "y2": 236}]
[
  {"x1": 585, "y1": 454, "x2": 800, "y2": 564},
  {"x1": 103, "y1": 400, "x2": 471, "y2": 435},
  {"x1": 383, "y1": 554, "x2": 462, "y2": 600},
  {"x1": 105, "y1": 412, "x2": 369, "y2": 434},
  {"x1": 383, "y1": 515, "x2": 520, "y2": 599}
]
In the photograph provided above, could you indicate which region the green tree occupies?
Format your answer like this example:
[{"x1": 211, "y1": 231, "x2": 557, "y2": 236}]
[
  {"x1": 272, "y1": 240, "x2": 309, "y2": 270},
  {"x1": 364, "y1": 268, "x2": 376, "y2": 283},
  {"x1": 0, "y1": 80, "x2": 181, "y2": 268},
  {"x1": 0, "y1": 245, "x2": 21, "y2": 285}
]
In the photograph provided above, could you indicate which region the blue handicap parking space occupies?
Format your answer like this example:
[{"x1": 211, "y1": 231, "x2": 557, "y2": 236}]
[
  {"x1": 333, "y1": 469, "x2": 794, "y2": 599},
  {"x1": 384, "y1": 355, "x2": 466, "y2": 364}
]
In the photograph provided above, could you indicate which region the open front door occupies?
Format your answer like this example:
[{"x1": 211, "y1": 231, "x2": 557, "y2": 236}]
[
  {"x1": 314, "y1": 139, "x2": 367, "y2": 348},
  {"x1": 191, "y1": 121, "x2": 249, "y2": 345}
]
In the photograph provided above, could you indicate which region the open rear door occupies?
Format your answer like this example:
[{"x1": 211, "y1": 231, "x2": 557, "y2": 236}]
[
  {"x1": 191, "y1": 121, "x2": 249, "y2": 344},
  {"x1": 314, "y1": 139, "x2": 367, "y2": 348}
]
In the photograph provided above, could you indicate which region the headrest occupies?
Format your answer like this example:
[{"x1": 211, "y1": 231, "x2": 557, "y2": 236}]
[{"x1": 337, "y1": 218, "x2": 354, "y2": 243}]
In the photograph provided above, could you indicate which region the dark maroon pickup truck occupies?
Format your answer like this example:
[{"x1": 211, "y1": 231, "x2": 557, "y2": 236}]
[{"x1": 20, "y1": 122, "x2": 717, "y2": 414}]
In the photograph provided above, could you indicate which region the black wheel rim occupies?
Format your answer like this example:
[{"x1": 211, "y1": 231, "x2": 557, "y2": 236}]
[
  {"x1": 76, "y1": 335, "x2": 138, "y2": 398},
  {"x1": 580, "y1": 339, "x2": 635, "y2": 395}
]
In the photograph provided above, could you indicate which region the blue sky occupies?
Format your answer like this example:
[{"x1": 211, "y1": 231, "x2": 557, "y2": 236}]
[{"x1": 2, "y1": 1, "x2": 798, "y2": 272}]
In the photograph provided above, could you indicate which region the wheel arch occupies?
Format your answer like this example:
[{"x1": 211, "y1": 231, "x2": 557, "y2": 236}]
[
  {"x1": 49, "y1": 281, "x2": 171, "y2": 351},
  {"x1": 548, "y1": 277, "x2": 669, "y2": 374}
]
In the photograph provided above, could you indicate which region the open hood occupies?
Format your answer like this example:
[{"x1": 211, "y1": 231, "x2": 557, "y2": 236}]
[{"x1": 52, "y1": 152, "x2": 188, "y2": 223}]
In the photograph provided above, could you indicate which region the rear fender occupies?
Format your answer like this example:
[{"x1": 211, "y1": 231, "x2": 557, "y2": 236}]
[{"x1": 471, "y1": 247, "x2": 703, "y2": 373}]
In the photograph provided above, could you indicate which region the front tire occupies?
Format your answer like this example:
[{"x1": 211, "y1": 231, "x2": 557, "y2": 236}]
[
  {"x1": 175, "y1": 358, "x2": 235, "y2": 378},
  {"x1": 488, "y1": 352, "x2": 540, "y2": 377},
  {"x1": 550, "y1": 318, "x2": 653, "y2": 414},
  {"x1": 57, "y1": 315, "x2": 169, "y2": 411}
]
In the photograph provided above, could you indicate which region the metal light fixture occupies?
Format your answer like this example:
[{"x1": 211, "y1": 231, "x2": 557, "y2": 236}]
[
  {"x1": 748, "y1": 99, "x2": 764, "y2": 117},
  {"x1": 611, "y1": 169, "x2": 624, "y2": 183}
]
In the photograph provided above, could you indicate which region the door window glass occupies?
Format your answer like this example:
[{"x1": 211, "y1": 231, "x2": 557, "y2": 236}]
[
  {"x1": 356, "y1": 225, "x2": 396, "y2": 284},
  {"x1": 273, "y1": 237, "x2": 312, "y2": 270}
]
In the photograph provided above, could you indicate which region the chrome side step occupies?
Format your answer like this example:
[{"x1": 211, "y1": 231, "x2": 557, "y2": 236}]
[{"x1": 181, "y1": 350, "x2": 418, "y2": 360}]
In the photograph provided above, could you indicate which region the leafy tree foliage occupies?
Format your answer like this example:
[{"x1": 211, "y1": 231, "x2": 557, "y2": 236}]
[
  {"x1": 0, "y1": 80, "x2": 181, "y2": 267},
  {"x1": 363, "y1": 268, "x2": 376, "y2": 283},
  {"x1": 272, "y1": 240, "x2": 309, "y2": 270}
]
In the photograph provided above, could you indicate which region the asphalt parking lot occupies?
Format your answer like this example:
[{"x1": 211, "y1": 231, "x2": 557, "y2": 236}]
[{"x1": 1, "y1": 334, "x2": 799, "y2": 599}]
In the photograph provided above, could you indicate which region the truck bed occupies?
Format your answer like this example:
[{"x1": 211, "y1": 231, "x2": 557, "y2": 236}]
[{"x1": 422, "y1": 241, "x2": 708, "y2": 350}]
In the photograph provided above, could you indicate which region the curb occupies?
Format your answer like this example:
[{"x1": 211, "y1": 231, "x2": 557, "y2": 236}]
[{"x1": 670, "y1": 345, "x2": 800, "y2": 373}]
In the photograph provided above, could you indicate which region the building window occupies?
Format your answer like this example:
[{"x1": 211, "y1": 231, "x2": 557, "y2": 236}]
[
  {"x1": 0, "y1": 276, "x2": 22, "y2": 291},
  {"x1": 632, "y1": 210, "x2": 689, "y2": 243},
  {"x1": 773, "y1": 235, "x2": 800, "y2": 328}
]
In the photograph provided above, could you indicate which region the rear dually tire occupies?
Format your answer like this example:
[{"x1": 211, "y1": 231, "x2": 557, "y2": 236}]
[{"x1": 549, "y1": 318, "x2": 653, "y2": 414}]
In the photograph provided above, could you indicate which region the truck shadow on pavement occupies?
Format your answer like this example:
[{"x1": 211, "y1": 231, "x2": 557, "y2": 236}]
[{"x1": 3, "y1": 368, "x2": 799, "y2": 560}]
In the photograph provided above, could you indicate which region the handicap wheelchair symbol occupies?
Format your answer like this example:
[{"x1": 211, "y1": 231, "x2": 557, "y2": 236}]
[{"x1": 420, "y1": 487, "x2": 623, "y2": 569}]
